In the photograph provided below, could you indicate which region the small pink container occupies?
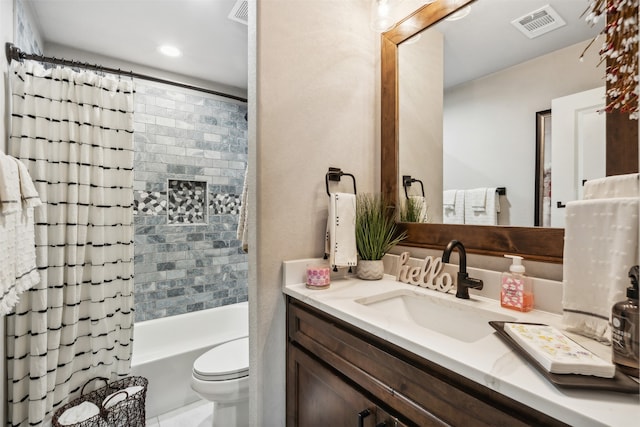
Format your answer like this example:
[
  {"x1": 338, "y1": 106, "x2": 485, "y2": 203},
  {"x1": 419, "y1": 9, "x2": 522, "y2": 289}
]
[{"x1": 306, "y1": 266, "x2": 331, "y2": 289}]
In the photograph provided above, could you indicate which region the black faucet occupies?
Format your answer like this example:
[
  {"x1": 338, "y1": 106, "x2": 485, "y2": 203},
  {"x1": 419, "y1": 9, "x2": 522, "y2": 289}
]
[{"x1": 442, "y1": 240, "x2": 483, "y2": 299}]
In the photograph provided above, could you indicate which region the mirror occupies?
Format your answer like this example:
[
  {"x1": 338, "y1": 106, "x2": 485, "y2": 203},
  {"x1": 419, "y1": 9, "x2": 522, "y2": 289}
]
[
  {"x1": 398, "y1": 1, "x2": 603, "y2": 227},
  {"x1": 534, "y1": 109, "x2": 551, "y2": 227},
  {"x1": 381, "y1": 0, "x2": 637, "y2": 263}
]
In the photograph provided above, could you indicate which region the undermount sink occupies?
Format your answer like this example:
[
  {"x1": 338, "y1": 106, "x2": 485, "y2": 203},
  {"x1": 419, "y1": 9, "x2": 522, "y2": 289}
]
[{"x1": 355, "y1": 289, "x2": 516, "y2": 343}]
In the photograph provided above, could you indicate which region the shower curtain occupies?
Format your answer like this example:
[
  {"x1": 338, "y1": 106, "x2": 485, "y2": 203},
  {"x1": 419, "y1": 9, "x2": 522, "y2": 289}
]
[{"x1": 5, "y1": 61, "x2": 135, "y2": 426}]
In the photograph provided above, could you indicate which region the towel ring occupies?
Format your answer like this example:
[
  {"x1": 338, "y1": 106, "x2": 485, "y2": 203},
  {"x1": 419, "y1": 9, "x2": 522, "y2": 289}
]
[
  {"x1": 325, "y1": 167, "x2": 357, "y2": 196},
  {"x1": 402, "y1": 175, "x2": 425, "y2": 199}
]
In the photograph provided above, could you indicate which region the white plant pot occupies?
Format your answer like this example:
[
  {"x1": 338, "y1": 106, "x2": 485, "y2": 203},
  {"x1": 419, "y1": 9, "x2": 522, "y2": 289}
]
[{"x1": 357, "y1": 260, "x2": 385, "y2": 280}]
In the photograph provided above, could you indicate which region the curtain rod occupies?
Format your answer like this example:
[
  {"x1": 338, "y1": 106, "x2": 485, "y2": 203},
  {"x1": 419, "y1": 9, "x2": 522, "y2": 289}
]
[{"x1": 5, "y1": 43, "x2": 247, "y2": 103}]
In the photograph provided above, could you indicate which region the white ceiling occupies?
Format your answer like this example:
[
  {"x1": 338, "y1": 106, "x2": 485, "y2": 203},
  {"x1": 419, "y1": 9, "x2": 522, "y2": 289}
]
[
  {"x1": 24, "y1": 0, "x2": 602, "y2": 93},
  {"x1": 25, "y1": 0, "x2": 249, "y2": 91},
  {"x1": 436, "y1": 0, "x2": 604, "y2": 88}
]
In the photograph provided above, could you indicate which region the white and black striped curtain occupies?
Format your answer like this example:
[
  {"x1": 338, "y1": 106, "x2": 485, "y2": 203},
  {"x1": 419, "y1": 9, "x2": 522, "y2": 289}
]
[{"x1": 6, "y1": 61, "x2": 135, "y2": 426}]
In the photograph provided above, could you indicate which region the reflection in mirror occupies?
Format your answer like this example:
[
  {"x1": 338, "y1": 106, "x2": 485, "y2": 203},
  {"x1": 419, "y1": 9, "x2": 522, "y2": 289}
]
[
  {"x1": 400, "y1": 175, "x2": 428, "y2": 222},
  {"x1": 383, "y1": 0, "x2": 637, "y2": 262},
  {"x1": 549, "y1": 86, "x2": 606, "y2": 227},
  {"x1": 397, "y1": 0, "x2": 604, "y2": 228},
  {"x1": 534, "y1": 110, "x2": 551, "y2": 227},
  {"x1": 398, "y1": 28, "x2": 443, "y2": 224}
]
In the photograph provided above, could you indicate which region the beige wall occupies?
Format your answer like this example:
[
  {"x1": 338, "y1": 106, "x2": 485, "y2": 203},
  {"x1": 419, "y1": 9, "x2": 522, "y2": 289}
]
[
  {"x1": 253, "y1": 0, "x2": 378, "y2": 424},
  {"x1": 1, "y1": 0, "x2": 14, "y2": 423}
]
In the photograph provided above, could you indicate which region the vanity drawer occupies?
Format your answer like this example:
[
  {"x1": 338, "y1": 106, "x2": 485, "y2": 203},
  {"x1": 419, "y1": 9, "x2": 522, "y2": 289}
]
[{"x1": 287, "y1": 297, "x2": 567, "y2": 427}]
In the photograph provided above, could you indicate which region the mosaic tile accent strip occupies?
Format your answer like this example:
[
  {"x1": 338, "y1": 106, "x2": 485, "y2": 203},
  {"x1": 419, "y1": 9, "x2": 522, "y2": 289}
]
[
  {"x1": 210, "y1": 193, "x2": 241, "y2": 215},
  {"x1": 134, "y1": 191, "x2": 167, "y2": 215},
  {"x1": 168, "y1": 180, "x2": 207, "y2": 224}
]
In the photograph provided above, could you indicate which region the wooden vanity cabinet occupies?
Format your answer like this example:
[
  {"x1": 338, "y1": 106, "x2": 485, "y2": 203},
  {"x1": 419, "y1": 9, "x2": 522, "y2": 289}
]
[
  {"x1": 288, "y1": 344, "x2": 407, "y2": 427},
  {"x1": 286, "y1": 297, "x2": 568, "y2": 427}
]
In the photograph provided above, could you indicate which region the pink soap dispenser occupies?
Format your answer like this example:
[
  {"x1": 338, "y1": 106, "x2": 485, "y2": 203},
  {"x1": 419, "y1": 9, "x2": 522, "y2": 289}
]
[{"x1": 500, "y1": 255, "x2": 533, "y2": 312}]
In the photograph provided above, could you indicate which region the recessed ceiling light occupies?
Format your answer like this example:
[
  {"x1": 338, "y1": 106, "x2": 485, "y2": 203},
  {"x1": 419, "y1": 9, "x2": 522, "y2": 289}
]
[
  {"x1": 446, "y1": 5, "x2": 471, "y2": 21},
  {"x1": 158, "y1": 45, "x2": 181, "y2": 57}
]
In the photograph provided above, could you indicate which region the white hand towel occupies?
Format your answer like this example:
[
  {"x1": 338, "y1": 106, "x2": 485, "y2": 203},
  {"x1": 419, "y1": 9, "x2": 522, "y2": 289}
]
[
  {"x1": 325, "y1": 193, "x2": 357, "y2": 269},
  {"x1": 464, "y1": 188, "x2": 498, "y2": 225},
  {"x1": 562, "y1": 197, "x2": 639, "y2": 343},
  {"x1": 15, "y1": 158, "x2": 41, "y2": 209},
  {"x1": 468, "y1": 188, "x2": 487, "y2": 212},
  {"x1": 442, "y1": 190, "x2": 457, "y2": 209},
  {"x1": 0, "y1": 153, "x2": 22, "y2": 214},
  {"x1": 408, "y1": 195, "x2": 428, "y2": 222},
  {"x1": 0, "y1": 210, "x2": 21, "y2": 314},
  {"x1": 443, "y1": 190, "x2": 465, "y2": 224},
  {"x1": 583, "y1": 173, "x2": 639, "y2": 200},
  {"x1": 0, "y1": 156, "x2": 42, "y2": 315},
  {"x1": 57, "y1": 401, "x2": 100, "y2": 425}
]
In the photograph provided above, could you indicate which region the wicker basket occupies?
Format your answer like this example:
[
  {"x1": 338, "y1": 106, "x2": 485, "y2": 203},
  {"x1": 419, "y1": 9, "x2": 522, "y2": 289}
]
[{"x1": 52, "y1": 376, "x2": 148, "y2": 427}]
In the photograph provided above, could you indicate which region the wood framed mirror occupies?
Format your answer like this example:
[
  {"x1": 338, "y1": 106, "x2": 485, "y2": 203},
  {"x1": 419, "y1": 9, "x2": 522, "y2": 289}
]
[{"x1": 381, "y1": 0, "x2": 637, "y2": 264}]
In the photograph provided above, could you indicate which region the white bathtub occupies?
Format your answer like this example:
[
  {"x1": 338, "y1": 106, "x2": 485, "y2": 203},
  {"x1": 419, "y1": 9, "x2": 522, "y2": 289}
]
[{"x1": 131, "y1": 302, "x2": 248, "y2": 419}]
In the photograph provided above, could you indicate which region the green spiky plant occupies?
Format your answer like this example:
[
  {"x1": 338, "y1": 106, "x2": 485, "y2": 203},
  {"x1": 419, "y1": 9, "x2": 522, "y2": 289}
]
[
  {"x1": 399, "y1": 197, "x2": 427, "y2": 223},
  {"x1": 355, "y1": 193, "x2": 407, "y2": 261}
]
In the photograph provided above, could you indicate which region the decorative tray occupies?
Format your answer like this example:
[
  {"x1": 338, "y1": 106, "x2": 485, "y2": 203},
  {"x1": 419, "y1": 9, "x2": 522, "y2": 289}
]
[{"x1": 489, "y1": 321, "x2": 639, "y2": 394}]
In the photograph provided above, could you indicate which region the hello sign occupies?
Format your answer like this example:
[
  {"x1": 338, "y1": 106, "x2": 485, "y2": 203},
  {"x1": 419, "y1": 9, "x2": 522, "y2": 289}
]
[{"x1": 395, "y1": 252, "x2": 454, "y2": 293}]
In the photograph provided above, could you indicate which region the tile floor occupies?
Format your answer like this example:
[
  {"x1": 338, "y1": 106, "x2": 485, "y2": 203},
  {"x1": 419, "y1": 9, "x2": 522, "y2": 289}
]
[{"x1": 146, "y1": 400, "x2": 213, "y2": 427}]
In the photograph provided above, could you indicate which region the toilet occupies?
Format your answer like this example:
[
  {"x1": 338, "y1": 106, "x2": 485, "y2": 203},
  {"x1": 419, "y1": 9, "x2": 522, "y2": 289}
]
[{"x1": 191, "y1": 336, "x2": 249, "y2": 427}]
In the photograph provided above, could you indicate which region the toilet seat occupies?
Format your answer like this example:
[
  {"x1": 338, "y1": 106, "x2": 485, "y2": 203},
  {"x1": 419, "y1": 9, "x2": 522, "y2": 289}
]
[{"x1": 193, "y1": 337, "x2": 249, "y2": 381}]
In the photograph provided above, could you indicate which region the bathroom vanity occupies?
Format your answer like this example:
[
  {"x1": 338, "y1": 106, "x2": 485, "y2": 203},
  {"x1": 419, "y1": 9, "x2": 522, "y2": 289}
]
[
  {"x1": 287, "y1": 298, "x2": 564, "y2": 426},
  {"x1": 283, "y1": 260, "x2": 640, "y2": 427}
]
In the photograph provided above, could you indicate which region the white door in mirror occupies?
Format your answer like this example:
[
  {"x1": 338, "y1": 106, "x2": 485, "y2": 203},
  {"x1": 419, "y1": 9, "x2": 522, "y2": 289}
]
[{"x1": 551, "y1": 86, "x2": 606, "y2": 228}]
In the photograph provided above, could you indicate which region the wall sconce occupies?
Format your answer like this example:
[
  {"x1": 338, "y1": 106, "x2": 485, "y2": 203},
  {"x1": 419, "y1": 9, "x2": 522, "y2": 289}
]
[{"x1": 370, "y1": 0, "x2": 398, "y2": 33}]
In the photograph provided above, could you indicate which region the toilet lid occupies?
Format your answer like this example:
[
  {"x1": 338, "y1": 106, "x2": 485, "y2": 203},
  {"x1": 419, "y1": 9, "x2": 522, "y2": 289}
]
[{"x1": 193, "y1": 337, "x2": 249, "y2": 381}]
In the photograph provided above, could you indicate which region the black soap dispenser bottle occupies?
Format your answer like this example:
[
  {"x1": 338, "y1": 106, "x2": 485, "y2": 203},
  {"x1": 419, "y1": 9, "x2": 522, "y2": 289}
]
[{"x1": 611, "y1": 265, "x2": 639, "y2": 378}]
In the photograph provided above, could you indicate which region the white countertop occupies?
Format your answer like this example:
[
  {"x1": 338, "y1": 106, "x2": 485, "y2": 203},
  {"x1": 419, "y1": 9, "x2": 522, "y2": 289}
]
[{"x1": 283, "y1": 259, "x2": 640, "y2": 427}]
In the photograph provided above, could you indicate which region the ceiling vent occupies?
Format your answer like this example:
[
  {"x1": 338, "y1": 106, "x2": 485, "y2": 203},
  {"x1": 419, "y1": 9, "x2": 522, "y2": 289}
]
[
  {"x1": 229, "y1": 0, "x2": 248, "y2": 25},
  {"x1": 511, "y1": 5, "x2": 566, "y2": 39}
]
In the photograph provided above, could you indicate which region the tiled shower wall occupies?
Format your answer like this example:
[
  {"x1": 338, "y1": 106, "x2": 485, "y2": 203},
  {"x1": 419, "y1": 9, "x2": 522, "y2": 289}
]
[{"x1": 133, "y1": 82, "x2": 248, "y2": 322}]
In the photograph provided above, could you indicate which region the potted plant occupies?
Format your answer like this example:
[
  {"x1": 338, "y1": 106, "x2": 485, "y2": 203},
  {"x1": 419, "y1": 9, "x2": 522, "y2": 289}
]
[{"x1": 355, "y1": 193, "x2": 407, "y2": 280}]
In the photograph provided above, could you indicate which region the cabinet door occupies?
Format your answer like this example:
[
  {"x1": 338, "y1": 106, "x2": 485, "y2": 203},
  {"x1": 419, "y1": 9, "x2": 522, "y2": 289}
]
[{"x1": 287, "y1": 344, "x2": 379, "y2": 427}]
